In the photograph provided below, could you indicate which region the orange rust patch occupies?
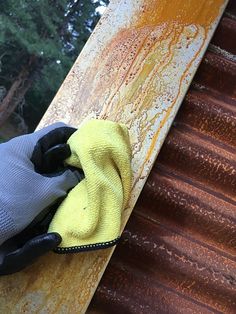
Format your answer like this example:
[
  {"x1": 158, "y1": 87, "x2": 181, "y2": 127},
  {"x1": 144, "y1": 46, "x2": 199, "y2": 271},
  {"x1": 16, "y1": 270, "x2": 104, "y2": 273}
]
[
  {"x1": 136, "y1": 0, "x2": 225, "y2": 28},
  {"x1": 88, "y1": 0, "x2": 225, "y2": 179}
]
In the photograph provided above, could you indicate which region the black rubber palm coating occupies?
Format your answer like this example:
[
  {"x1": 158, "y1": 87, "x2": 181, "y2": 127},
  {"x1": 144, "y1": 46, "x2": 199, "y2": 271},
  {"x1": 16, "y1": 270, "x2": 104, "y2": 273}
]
[{"x1": 43, "y1": 144, "x2": 71, "y2": 173}]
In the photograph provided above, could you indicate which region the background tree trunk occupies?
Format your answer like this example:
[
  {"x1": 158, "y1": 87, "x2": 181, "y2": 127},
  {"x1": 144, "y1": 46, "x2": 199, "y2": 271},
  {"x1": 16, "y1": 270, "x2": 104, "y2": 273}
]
[{"x1": 0, "y1": 55, "x2": 40, "y2": 127}]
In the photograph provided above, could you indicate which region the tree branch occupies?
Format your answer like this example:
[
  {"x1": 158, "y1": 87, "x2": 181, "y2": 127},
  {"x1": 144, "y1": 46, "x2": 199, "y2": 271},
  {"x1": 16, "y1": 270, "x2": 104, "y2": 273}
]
[{"x1": 59, "y1": 0, "x2": 81, "y2": 37}]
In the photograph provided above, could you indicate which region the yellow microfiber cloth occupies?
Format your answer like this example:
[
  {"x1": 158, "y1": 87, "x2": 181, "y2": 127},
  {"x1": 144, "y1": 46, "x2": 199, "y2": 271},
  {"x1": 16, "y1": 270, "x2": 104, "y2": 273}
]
[{"x1": 48, "y1": 119, "x2": 132, "y2": 253}]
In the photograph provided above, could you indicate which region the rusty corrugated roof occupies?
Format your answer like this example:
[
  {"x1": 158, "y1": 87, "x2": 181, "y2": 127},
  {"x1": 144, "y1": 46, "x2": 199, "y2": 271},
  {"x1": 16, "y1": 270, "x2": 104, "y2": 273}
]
[{"x1": 88, "y1": 1, "x2": 236, "y2": 313}]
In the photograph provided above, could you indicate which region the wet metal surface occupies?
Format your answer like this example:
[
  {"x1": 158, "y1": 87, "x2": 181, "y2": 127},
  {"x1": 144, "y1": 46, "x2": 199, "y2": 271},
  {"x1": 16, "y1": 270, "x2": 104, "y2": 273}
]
[{"x1": 88, "y1": 1, "x2": 236, "y2": 313}]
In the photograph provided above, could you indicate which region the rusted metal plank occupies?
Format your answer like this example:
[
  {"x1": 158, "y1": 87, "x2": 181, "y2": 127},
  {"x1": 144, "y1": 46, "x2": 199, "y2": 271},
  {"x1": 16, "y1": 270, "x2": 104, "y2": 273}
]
[{"x1": 0, "y1": 0, "x2": 229, "y2": 313}]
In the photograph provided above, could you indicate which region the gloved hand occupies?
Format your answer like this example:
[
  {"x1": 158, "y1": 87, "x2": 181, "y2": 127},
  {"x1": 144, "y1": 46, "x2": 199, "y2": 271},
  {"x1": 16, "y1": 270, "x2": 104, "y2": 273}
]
[{"x1": 0, "y1": 122, "x2": 79, "y2": 275}]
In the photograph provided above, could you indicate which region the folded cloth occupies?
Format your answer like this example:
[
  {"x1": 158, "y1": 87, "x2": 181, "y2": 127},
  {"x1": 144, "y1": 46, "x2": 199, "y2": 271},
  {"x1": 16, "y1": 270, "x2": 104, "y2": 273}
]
[{"x1": 48, "y1": 119, "x2": 132, "y2": 253}]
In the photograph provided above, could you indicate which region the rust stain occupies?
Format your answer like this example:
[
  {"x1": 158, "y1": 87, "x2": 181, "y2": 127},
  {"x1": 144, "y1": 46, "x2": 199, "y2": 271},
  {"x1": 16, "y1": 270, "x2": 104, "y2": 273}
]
[
  {"x1": 81, "y1": 23, "x2": 203, "y2": 187},
  {"x1": 136, "y1": 0, "x2": 226, "y2": 28}
]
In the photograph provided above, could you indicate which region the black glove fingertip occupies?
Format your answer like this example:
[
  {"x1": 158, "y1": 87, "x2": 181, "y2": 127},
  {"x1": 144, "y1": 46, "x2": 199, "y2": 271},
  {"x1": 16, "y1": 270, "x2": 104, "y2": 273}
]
[
  {"x1": 29, "y1": 232, "x2": 62, "y2": 251},
  {"x1": 46, "y1": 232, "x2": 62, "y2": 247},
  {"x1": 42, "y1": 144, "x2": 71, "y2": 174}
]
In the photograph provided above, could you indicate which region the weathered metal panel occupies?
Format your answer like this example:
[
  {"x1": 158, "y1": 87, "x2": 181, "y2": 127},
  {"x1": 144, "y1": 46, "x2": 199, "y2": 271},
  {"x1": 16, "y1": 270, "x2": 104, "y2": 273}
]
[
  {"x1": 0, "y1": 0, "x2": 230, "y2": 313},
  {"x1": 88, "y1": 1, "x2": 236, "y2": 313}
]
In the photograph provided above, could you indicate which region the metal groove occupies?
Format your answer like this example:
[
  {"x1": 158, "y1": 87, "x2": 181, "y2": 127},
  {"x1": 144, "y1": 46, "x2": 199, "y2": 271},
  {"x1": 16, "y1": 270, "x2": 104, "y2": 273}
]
[
  {"x1": 211, "y1": 17, "x2": 236, "y2": 56},
  {"x1": 137, "y1": 166, "x2": 236, "y2": 256},
  {"x1": 194, "y1": 51, "x2": 236, "y2": 97},
  {"x1": 88, "y1": 1, "x2": 236, "y2": 313},
  {"x1": 158, "y1": 126, "x2": 236, "y2": 198},
  {"x1": 178, "y1": 90, "x2": 236, "y2": 148}
]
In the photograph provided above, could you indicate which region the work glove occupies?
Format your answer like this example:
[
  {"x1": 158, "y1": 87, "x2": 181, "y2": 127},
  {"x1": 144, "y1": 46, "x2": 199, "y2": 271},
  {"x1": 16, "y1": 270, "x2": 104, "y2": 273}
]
[{"x1": 0, "y1": 122, "x2": 79, "y2": 275}]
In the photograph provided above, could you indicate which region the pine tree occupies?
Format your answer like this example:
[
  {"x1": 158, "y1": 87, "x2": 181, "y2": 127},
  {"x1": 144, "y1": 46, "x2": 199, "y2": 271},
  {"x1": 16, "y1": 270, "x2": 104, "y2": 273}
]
[{"x1": 0, "y1": 0, "x2": 108, "y2": 130}]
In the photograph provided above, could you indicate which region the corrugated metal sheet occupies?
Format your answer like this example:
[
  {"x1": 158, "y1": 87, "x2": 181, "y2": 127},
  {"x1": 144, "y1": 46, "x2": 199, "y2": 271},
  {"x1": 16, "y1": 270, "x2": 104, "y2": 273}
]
[{"x1": 88, "y1": 1, "x2": 236, "y2": 313}]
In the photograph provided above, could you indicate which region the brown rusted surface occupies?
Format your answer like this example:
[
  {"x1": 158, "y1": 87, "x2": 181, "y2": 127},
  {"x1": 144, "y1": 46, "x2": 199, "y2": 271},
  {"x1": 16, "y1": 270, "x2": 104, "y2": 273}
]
[{"x1": 88, "y1": 1, "x2": 236, "y2": 313}]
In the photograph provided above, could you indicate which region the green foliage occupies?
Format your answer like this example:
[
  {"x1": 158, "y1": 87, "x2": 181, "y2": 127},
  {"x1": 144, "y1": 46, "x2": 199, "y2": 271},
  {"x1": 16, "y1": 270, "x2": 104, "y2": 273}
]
[{"x1": 0, "y1": 0, "x2": 109, "y2": 130}]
